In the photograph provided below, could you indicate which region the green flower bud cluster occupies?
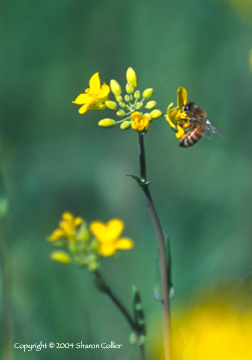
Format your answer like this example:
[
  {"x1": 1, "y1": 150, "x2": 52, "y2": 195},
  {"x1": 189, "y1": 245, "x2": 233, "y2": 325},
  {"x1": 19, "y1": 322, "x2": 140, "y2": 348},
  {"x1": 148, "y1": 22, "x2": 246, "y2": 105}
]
[
  {"x1": 48, "y1": 218, "x2": 101, "y2": 271},
  {"x1": 98, "y1": 67, "x2": 163, "y2": 130}
]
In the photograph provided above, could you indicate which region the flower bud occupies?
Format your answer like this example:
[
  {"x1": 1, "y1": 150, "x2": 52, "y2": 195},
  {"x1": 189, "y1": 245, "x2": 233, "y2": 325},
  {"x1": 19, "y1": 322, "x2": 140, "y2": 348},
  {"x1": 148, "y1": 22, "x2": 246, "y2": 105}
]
[
  {"x1": 110, "y1": 79, "x2": 122, "y2": 95},
  {"x1": 98, "y1": 119, "x2": 116, "y2": 127},
  {"x1": 115, "y1": 95, "x2": 123, "y2": 102},
  {"x1": 143, "y1": 113, "x2": 151, "y2": 120},
  {"x1": 134, "y1": 90, "x2": 141, "y2": 99},
  {"x1": 126, "y1": 81, "x2": 135, "y2": 95},
  {"x1": 126, "y1": 67, "x2": 137, "y2": 87},
  {"x1": 129, "y1": 332, "x2": 145, "y2": 346},
  {"x1": 119, "y1": 101, "x2": 126, "y2": 108},
  {"x1": 124, "y1": 95, "x2": 131, "y2": 102},
  {"x1": 136, "y1": 102, "x2": 143, "y2": 109},
  {"x1": 76, "y1": 223, "x2": 90, "y2": 242},
  {"x1": 120, "y1": 121, "x2": 131, "y2": 130},
  {"x1": 105, "y1": 100, "x2": 118, "y2": 111},
  {"x1": 50, "y1": 251, "x2": 71, "y2": 264},
  {"x1": 145, "y1": 101, "x2": 157, "y2": 109},
  {"x1": 150, "y1": 109, "x2": 162, "y2": 119},
  {"x1": 116, "y1": 109, "x2": 126, "y2": 117},
  {"x1": 143, "y1": 88, "x2": 154, "y2": 99},
  {"x1": 88, "y1": 260, "x2": 99, "y2": 271}
]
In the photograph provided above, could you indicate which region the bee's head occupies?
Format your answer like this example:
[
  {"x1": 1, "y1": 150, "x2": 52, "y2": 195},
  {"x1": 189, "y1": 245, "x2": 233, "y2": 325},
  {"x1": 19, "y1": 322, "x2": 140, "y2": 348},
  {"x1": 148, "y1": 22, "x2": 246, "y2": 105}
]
[{"x1": 184, "y1": 101, "x2": 194, "y2": 112}]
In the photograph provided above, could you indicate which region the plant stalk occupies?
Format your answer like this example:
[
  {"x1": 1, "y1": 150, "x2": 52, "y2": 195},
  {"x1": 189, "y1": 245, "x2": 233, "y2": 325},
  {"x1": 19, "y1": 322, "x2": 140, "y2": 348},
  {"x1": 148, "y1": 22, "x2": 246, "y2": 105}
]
[
  {"x1": 94, "y1": 270, "x2": 146, "y2": 360},
  {"x1": 138, "y1": 132, "x2": 170, "y2": 360}
]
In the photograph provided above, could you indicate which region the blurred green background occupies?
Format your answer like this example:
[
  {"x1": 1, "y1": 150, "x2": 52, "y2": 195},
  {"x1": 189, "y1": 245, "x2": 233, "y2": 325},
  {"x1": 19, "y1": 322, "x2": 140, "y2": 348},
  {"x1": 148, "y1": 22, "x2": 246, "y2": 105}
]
[{"x1": 1, "y1": 0, "x2": 252, "y2": 359}]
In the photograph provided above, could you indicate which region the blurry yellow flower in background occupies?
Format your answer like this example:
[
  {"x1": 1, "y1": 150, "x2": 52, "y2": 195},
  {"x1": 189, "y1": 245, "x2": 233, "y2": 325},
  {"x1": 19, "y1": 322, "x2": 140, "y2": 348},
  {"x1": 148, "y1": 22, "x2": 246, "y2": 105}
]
[
  {"x1": 226, "y1": 0, "x2": 252, "y2": 22},
  {"x1": 130, "y1": 112, "x2": 150, "y2": 132},
  {"x1": 72, "y1": 72, "x2": 110, "y2": 114},
  {"x1": 48, "y1": 212, "x2": 83, "y2": 241},
  {"x1": 90, "y1": 219, "x2": 134, "y2": 256},
  {"x1": 150, "y1": 285, "x2": 252, "y2": 360},
  {"x1": 172, "y1": 302, "x2": 252, "y2": 360}
]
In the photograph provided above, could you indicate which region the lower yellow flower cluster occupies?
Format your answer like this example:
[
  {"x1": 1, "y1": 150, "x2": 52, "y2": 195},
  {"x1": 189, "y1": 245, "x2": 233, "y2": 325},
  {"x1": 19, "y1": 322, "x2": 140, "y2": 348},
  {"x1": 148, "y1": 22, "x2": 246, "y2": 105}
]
[{"x1": 47, "y1": 213, "x2": 134, "y2": 270}]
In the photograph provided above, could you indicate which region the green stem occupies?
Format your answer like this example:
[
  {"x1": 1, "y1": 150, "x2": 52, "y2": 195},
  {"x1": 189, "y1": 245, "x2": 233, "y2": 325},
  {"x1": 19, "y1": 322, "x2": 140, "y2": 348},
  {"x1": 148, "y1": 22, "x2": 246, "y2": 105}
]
[
  {"x1": 139, "y1": 344, "x2": 146, "y2": 360},
  {"x1": 138, "y1": 132, "x2": 171, "y2": 360},
  {"x1": 138, "y1": 133, "x2": 147, "y2": 180},
  {"x1": 94, "y1": 271, "x2": 136, "y2": 329},
  {"x1": 94, "y1": 271, "x2": 146, "y2": 360}
]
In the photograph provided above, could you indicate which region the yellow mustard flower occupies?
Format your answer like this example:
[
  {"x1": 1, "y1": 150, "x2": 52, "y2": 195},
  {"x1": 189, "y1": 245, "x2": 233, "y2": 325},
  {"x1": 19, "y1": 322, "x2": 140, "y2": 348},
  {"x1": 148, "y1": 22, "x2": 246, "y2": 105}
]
[
  {"x1": 90, "y1": 219, "x2": 134, "y2": 257},
  {"x1": 72, "y1": 72, "x2": 110, "y2": 114},
  {"x1": 175, "y1": 124, "x2": 186, "y2": 139},
  {"x1": 131, "y1": 112, "x2": 150, "y2": 132},
  {"x1": 166, "y1": 86, "x2": 188, "y2": 127},
  {"x1": 166, "y1": 87, "x2": 190, "y2": 139},
  {"x1": 49, "y1": 212, "x2": 83, "y2": 241}
]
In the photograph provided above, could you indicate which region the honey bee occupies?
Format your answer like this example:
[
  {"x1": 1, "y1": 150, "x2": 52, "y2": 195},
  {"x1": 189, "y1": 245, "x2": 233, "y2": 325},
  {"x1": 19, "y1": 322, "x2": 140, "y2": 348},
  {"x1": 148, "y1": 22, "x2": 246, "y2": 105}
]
[{"x1": 179, "y1": 101, "x2": 224, "y2": 148}]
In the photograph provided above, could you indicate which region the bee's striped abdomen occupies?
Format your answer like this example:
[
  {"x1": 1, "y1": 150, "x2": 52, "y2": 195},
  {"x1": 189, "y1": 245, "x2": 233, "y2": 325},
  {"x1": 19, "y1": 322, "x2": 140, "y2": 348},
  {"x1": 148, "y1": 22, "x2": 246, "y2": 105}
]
[{"x1": 179, "y1": 125, "x2": 204, "y2": 148}]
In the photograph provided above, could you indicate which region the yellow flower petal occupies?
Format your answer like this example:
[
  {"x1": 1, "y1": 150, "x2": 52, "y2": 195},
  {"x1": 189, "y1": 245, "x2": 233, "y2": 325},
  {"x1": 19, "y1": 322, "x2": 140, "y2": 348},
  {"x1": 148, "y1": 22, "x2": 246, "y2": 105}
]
[
  {"x1": 176, "y1": 124, "x2": 185, "y2": 139},
  {"x1": 73, "y1": 73, "x2": 110, "y2": 115},
  {"x1": 90, "y1": 219, "x2": 124, "y2": 243},
  {"x1": 131, "y1": 112, "x2": 141, "y2": 121},
  {"x1": 72, "y1": 93, "x2": 90, "y2": 105},
  {"x1": 131, "y1": 112, "x2": 150, "y2": 131},
  {"x1": 98, "y1": 237, "x2": 134, "y2": 256},
  {"x1": 62, "y1": 212, "x2": 74, "y2": 221},
  {"x1": 177, "y1": 87, "x2": 187, "y2": 109},
  {"x1": 97, "y1": 84, "x2": 110, "y2": 99},
  {"x1": 49, "y1": 212, "x2": 83, "y2": 241},
  {"x1": 78, "y1": 99, "x2": 96, "y2": 114},
  {"x1": 89, "y1": 72, "x2": 101, "y2": 93},
  {"x1": 48, "y1": 229, "x2": 65, "y2": 241},
  {"x1": 166, "y1": 103, "x2": 177, "y2": 128},
  {"x1": 98, "y1": 243, "x2": 117, "y2": 257},
  {"x1": 74, "y1": 217, "x2": 84, "y2": 227},
  {"x1": 115, "y1": 238, "x2": 134, "y2": 250},
  {"x1": 60, "y1": 221, "x2": 74, "y2": 236}
]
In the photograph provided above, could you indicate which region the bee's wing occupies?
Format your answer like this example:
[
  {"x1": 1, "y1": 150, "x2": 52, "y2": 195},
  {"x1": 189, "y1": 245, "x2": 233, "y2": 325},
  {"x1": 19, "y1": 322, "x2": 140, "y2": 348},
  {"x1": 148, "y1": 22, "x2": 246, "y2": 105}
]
[{"x1": 203, "y1": 118, "x2": 225, "y2": 139}]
